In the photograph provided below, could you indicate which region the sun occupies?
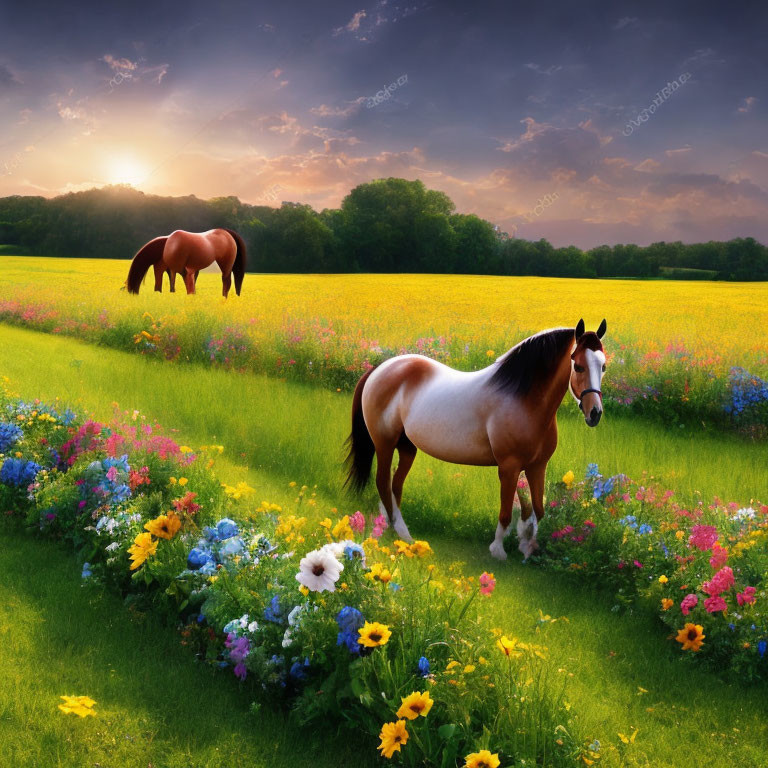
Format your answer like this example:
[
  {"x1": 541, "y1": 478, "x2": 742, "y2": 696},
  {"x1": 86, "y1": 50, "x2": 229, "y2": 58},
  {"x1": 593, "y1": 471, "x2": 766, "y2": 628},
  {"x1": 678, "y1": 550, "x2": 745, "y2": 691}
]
[{"x1": 107, "y1": 155, "x2": 147, "y2": 186}]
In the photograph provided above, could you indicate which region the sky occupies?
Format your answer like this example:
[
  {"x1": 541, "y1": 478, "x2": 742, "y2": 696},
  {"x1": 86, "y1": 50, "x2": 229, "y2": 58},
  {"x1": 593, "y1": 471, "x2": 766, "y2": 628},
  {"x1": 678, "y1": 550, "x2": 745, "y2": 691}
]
[{"x1": 0, "y1": 0, "x2": 767, "y2": 247}]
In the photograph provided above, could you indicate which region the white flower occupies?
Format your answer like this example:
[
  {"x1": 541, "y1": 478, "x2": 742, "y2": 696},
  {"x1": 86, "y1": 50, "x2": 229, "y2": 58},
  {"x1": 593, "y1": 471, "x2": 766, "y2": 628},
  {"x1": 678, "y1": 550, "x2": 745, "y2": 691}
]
[
  {"x1": 733, "y1": 507, "x2": 755, "y2": 521},
  {"x1": 105, "y1": 542, "x2": 119, "y2": 552},
  {"x1": 296, "y1": 548, "x2": 344, "y2": 592},
  {"x1": 247, "y1": 620, "x2": 259, "y2": 633}
]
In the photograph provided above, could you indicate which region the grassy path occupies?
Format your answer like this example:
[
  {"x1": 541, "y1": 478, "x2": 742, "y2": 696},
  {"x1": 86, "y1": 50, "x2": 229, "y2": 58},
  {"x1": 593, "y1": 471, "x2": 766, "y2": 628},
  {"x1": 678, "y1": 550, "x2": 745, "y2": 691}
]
[{"x1": 2, "y1": 324, "x2": 768, "y2": 767}]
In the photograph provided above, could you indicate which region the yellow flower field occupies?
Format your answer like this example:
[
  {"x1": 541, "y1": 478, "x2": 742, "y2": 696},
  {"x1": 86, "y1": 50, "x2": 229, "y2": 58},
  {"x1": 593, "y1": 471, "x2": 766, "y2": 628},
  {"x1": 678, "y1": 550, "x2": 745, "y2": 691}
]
[{"x1": 1, "y1": 255, "x2": 767, "y2": 360}]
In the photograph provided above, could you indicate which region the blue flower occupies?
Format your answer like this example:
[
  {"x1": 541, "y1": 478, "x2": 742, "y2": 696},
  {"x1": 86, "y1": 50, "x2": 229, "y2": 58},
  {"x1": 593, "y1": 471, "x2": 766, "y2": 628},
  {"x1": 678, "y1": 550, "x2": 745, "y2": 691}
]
[
  {"x1": 343, "y1": 543, "x2": 365, "y2": 561},
  {"x1": 638, "y1": 524, "x2": 653, "y2": 535},
  {"x1": 417, "y1": 656, "x2": 430, "y2": 677},
  {"x1": 264, "y1": 595, "x2": 286, "y2": 624},
  {"x1": 619, "y1": 515, "x2": 638, "y2": 530},
  {"x1": 0, "y1": 422, "x2": 23, "y2": 453},
  {"x1": 187, "y1": 546, "x2": 214, "y2": 571},
  {"x1": 289, "y1": 658, "x2": 310, "y2": 681},
  {"x1": 81, "y1": 562, "x2": 93, "y2": 580},
  {"x1": 585, "y1": 463, "x2": 600, "y2": 479},
  {"x1": 758, "y1": 640, "x2": 767, "y2": 658},
  {"x1": 0, "y1": 458, "x2": 42, "y2": 486},
  {"x1": 336, "y1": 606, "x2": 364, "y2": 655},
  {"x1": 216, "y1": 518, "x2": 239, "y2": 540}
]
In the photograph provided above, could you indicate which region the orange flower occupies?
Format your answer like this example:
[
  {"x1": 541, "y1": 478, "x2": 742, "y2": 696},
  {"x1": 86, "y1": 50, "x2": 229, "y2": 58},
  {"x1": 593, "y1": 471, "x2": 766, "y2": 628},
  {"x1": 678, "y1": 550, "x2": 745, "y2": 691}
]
[
  {"x1": 144, "y1": 513, "x2": 181, "y2": 540},
  {"x1": 675, "y1": 623, "x2": 705, "y2": 651},
  {"x1": 661, "y1": 598, "x2": 674, "y2": 611}
]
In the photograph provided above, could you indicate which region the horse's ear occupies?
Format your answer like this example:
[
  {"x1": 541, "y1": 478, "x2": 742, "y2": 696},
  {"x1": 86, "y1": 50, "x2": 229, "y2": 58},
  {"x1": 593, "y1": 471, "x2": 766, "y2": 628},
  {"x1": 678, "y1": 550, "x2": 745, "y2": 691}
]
[
  {"x1": 575, "y1": 319, "x2": 585, "y2": 340},
  {"x1": 596, "y1": 318, "x2": 607, "y2": 339}
]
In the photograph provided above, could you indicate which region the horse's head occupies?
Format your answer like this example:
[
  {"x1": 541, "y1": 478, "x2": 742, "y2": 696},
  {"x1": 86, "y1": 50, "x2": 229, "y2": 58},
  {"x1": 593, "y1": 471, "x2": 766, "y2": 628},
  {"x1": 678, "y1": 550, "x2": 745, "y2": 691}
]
[{"x1": 569, "y1": 318, "x2": 607, "y2": 427}]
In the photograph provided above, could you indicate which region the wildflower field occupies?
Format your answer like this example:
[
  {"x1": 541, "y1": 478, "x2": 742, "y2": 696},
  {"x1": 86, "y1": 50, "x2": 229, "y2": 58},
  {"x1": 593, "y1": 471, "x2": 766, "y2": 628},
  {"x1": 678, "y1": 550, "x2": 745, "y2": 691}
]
[
  {"x1": 1, "y1": 256, "x2": 767, "y2": 436},
  {"x1": 1, "y1": 256, "x2": 768, "y2": 767}
]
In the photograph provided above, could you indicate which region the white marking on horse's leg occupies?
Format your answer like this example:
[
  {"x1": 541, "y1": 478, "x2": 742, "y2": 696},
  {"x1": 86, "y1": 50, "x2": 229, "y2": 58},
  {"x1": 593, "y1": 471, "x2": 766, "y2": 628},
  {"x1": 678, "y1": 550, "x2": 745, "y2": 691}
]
[
  {"x1": 390, "y1": 494, "x2": 412, "y2": 541},
  {"x1": 517, "y1": 515, "x2": 538, "y2": 559},
  {"x1": 489, "y1": 521, "x2": 509, "y2": 560}
]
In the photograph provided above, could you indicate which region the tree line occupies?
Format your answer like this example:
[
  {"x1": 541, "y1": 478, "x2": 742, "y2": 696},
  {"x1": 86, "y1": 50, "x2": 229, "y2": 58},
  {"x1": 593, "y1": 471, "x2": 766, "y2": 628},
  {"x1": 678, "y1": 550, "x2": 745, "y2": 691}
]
[{"x1": 0, "y1": 178, "x2": 766, "y2": 280}]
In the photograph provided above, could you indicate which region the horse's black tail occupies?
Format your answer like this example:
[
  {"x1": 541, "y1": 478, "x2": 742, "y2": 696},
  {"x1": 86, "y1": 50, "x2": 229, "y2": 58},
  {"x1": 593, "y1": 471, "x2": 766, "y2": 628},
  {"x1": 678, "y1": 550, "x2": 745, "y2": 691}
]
[
  {"x1": 344, "y1": 366, "x2": 379, "y2": 493},
  {"x1": 126, "y1": 237, "x2": 167, "y2": 294},
  {"x1": 224, "y1": 228, "x2": 247, "y2": 296}
]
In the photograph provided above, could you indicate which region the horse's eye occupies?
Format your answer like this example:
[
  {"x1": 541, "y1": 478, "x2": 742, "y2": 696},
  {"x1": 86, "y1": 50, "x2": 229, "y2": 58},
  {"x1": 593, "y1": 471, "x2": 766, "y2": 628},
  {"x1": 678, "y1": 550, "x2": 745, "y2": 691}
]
[
  {"x1": 574, "y1": 364, "x2": 585, "y2": 373},
  {"x1": 602, "y1": 365, "x2": 606, "y2": 372}
]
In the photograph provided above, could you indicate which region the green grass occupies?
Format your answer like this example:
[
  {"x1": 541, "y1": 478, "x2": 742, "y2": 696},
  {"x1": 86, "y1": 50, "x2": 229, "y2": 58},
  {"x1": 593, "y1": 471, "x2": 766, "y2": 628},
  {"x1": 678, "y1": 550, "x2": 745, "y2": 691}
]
[
  {"x1": 0, "y1": 529, "x2": 374, "y2": 768},
  {"x1": 2, "y1": 323, "x2": 768, "y2": 767}
]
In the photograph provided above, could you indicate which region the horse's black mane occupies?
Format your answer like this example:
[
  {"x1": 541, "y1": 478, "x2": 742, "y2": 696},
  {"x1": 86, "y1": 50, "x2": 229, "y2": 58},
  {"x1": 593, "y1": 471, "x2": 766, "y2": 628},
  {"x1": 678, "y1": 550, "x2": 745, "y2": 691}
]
[{"x1": 488, "y1": 327, "x2": 575, "y2": 396}]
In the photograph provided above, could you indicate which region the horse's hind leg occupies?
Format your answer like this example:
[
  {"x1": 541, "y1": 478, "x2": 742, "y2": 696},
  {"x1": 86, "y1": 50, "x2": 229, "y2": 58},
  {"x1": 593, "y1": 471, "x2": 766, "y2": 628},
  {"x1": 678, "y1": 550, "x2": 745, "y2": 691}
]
[
  {"x1": 392, "y1": 434, "x2": 417, "y2": 506},
  {"x1": 221, "y1": 269, "x2": 232, "y2": 299},
  {"x1": 490, "y1": 461, "x2": 520, "y2": 561},
  {"x1": 184, "y1": 269, "x2": 196, "y2": 295},
  {"x1": 518, "y1": 462, "x2": 546, "y2": 558},
  {"x1": 169, "y1": 270, "x2": 176, "y2": 293}
]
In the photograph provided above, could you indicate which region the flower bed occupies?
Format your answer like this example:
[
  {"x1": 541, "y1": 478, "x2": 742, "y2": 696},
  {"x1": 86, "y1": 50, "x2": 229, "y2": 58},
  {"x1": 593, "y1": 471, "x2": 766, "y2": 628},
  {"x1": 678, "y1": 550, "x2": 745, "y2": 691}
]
[
  {"x1": 536, "y1": 465, "x2": 768, "y2": 680},
  {"x1": 0, "y1": 385, "x2": 593, "y2": 767}
]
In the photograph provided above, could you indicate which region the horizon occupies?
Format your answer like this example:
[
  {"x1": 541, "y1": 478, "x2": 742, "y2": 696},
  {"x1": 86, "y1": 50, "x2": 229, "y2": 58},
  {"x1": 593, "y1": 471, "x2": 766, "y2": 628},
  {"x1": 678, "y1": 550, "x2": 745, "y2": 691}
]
[{"x1": 1, "y1": 0, "x2": 767, "y2": 248}]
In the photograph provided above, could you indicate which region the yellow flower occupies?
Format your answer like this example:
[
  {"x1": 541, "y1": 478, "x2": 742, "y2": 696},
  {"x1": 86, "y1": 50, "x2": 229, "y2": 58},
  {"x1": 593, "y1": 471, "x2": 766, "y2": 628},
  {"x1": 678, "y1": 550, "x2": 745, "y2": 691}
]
[
  {"x1": 332, "y1": 515, "x2": 354, "y2": 540},
  {"x1": 396, "y1": 690, "x2": 433, "y2": 720},
  {"x1": 496, "y1": 635, "x2": 521, "y2": 658},
  {"x1": 464, "y1": 749, "x2": 501, "y2": 768},
  {"x1": 299, "y1": 585, "x2": 309, "y2": 597},
  {"x1": 169, "y1": 476, "x2": 177, "y2": 485},
  {"x1": 463, "y1": 664, "x2": 476, "y2": 674},
  {"x1": 144, "y1": 513, "x2": 181, "y2": 540},
  {"x1": 658, "y1": 574, "x2": 668, "y2": 584},
  {"x1": 445, "y1": 660, "x2": 460, "y2": 671},
  {"x1": 618, "y1": 729, "x2": 638, "y2": 744},
  {"x1": 58, "y1": 695, "x2": 96, "y2": 717},
  {"x1": 179, "y1": 445, "x2": 193, "y2": 453},
  {"x1": 661, "y1": 598, "x2": 674, "y2": 611},
  {"x1": 378, "y1": 720, "x2": 408, "y2": 759},
  {"x1": 358, "y1": 621, "x2": 392, "y2": 648},
  {"x1": 410, "y1": 540, "x2": 433, "y2": 557},
  {"x1": 562, "y1": 470, "x2": 575, "y2": 487},
  {"x1": 178, "y1": 477, "x2": 188, "y2": 486},
  {"x1": 128, "y1": 532, "x2": 157, "y2": 570},
  {"x1": 676, "y1": 623, "x2": 705, "y2": 652},
  {"x1": 675, "y1": 530, "x2": 685, "y2": 540},
  {"x1": 486, "y1": 350, "x2": 495, "y2": 358},
  {"x1": 366, "y1": 563, "x2": 392, "y2": 584},
  {"x1": 394, "y1": 539, "x2": 414, "y2": 557}
]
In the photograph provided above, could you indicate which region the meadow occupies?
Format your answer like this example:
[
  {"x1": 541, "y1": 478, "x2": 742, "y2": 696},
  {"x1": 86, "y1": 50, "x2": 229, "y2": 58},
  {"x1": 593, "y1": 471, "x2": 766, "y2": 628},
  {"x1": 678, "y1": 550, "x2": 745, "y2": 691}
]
[
  {"x1": 1, "y1": 325, "x2": 768, "y2": 767},
  {"x1": 2, "y1": 256, "x2": 768, "y2": 435},
  {"x1": 2, "y1": 259, "x2": 768, "y2": 767}
]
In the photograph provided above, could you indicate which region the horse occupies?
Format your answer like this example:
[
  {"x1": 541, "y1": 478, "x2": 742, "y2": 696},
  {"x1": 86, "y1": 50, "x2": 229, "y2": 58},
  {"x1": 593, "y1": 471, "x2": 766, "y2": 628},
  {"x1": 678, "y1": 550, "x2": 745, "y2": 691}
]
[
  {"x1": 125, "y1": 228, "x2": 247, "y2": 297},
  {"x1": 345, "y1": 319, "x2": 608, "y2": 560}
]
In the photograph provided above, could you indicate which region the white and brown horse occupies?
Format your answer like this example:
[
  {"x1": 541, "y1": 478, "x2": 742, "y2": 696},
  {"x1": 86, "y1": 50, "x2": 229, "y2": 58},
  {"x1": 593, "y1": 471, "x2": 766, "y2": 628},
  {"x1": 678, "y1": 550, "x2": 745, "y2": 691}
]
[
  {"x1": 345, "y1": 320, "x2": 607, "y2": 559},
  {"x1": 126, "y1": 228, "x2": 246, "y2": 297}
]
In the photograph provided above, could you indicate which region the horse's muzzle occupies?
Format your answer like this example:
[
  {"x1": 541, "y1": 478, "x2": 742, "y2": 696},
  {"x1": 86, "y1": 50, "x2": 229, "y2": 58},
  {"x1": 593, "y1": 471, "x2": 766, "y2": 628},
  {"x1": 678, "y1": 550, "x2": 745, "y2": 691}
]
[{"x1": 584, "y1": 406, "x2": 602, "y2": 427}]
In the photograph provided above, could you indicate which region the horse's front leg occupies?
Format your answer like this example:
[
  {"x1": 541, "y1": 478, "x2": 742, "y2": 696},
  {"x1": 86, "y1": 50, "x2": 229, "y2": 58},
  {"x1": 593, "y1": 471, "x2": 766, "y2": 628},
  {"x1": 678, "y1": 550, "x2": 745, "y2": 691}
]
[
  {"x1": 184, "y1": 269, "x2": 196, "y2": 295},
  {"x1": 489, "y1": 461, "x2": 520, "y2": 560},
  {"x1": 519, "y1": 461, "x2": 547, "y2": 558},
  {"x1": 168, "y1": 270, "x2": 176, "y2": 293},
  {"x1": 153, "y1": 263, "x2": 164, "y2": 292}
]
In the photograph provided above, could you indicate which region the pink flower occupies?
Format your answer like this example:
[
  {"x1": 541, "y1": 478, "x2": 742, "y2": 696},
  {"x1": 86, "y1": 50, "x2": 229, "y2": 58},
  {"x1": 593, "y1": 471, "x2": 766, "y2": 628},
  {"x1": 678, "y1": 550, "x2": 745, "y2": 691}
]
[
  {"x1": 479, "y1": 571, "x2": 496, "y2": 596},
  {"x1": 371, "y1": 514, "x2": 388, "y2": 538},
  {"x1": 633, "y1": 560, "x2": 643, "y2": 568},
  {"x1": 708, "y1": 544, "x2": 728, "y2": 570},
  {"x1": 105, "y1": 466, "x2": 118, "y2": 482},
  {"x1": 680, "y1": 594, "x2": 698, "y2": 615},
  {"x1": 702, "y1": 566, "x2": 734, "y2": 597},
  {"x1": 349, "y1": 510, "x2": 366, "y2": 534},
  {"x1": 737, "y1": 586, "x2": 756, "y2": 606},
  {"x1": 704, "y1": 595, "x2": 727, "y2": 613},
  {"x1": 688, "y1": 524, "x2": 718, "y2": 551}
]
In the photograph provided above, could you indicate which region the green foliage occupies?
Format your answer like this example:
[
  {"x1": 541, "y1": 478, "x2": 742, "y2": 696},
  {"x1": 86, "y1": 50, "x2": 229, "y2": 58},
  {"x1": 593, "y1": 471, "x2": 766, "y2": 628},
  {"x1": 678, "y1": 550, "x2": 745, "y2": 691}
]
[{"x1": 2, "y1": 181, "x2": 767, "y2": 278}]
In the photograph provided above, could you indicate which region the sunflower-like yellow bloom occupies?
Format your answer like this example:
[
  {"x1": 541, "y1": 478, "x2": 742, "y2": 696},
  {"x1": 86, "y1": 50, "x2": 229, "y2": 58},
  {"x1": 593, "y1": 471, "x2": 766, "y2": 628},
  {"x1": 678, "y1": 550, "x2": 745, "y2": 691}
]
[
  {"x1": 128, "y1": 531, "x2": 158, "y2": 570},
  {"x1": 358, "y1": 621, "x2": 392, "y2": 648},
  {"x1": 144, "y1": 513, "x2": 181, "y2": 540},
  {"x1": 378, "y1": 720, "x2": 409, "y2": 759},
  {"x1": 58, "y1": 695, "x2": 96, "y2": 717},
  {"x1": 676, "y1": 623, "x2": 705, "y2": 651},
  {"x1": 562, "y1": 470, "x2": 575, "y2": 487},
  {"x1": 410, "y1": 540, "x2": 433, "y2": 557},
  {"x1": 496, "y1": 634, "x2": 521, "y2": 658},
  {"x1": 366, "y1": 563, "x2": 393, "y2": 584},
  {"x1": 396, "y1": 690, "x2": 433, "y2": 720},
  {"x1": 464, "y1": 749, "x2": 500, "y2": 768},
  {"x1": 394, "y1": 539, "x2": 414, "y2": 557}
]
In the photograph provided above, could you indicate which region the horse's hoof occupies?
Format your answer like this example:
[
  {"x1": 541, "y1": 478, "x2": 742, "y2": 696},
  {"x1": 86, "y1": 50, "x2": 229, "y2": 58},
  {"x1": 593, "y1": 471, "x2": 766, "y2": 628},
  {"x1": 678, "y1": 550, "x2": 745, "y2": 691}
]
[
  {"x1": 489, "y1": 540, "x2": 507, "y2": 561},
  {"x1": 394, "y1": 522, "x2": 413, "y2": 541}
]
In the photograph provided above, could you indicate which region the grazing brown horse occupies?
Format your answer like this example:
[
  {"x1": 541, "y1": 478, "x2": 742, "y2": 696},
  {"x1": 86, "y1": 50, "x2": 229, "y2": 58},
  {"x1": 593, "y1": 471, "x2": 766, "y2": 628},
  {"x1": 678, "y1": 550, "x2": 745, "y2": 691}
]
[
  {"x1": 345, "y1": 319, "x2": 608, "y2": 560},
  {"x1": 126, "y1": 229, "x2": 246, "y2": 297}
]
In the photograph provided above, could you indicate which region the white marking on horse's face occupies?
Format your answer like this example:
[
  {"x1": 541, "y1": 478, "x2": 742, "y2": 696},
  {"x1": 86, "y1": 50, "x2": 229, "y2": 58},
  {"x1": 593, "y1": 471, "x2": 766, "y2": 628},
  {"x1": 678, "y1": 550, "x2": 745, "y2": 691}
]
[{"x1": 582, "y1": 349, "x2": 605, "y2": 424}]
